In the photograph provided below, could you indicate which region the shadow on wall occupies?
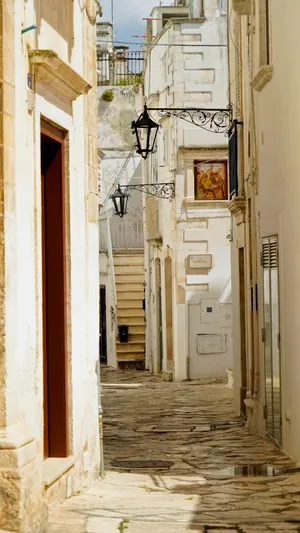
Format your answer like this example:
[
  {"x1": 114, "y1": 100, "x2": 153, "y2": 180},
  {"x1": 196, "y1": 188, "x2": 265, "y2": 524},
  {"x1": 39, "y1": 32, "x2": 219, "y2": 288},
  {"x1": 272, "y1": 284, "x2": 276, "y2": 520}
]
[{"x1": 34, "y1": 0, "x2": 74, "y2": 63}]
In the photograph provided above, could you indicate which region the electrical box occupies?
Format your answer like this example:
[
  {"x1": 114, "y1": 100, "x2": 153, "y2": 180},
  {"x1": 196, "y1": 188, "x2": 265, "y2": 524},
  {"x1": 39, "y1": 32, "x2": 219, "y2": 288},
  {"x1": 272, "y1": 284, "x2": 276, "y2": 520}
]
[{"x1": 200, "y1": 299, "x2": 218, "y2": 324}]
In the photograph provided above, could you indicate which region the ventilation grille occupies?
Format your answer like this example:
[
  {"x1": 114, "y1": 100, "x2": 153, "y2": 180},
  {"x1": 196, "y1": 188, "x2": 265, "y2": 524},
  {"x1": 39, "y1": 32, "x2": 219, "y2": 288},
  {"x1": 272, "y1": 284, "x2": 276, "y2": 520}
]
[{"x1": 262, "y1": 237, "x2": 278, "y2": 269}]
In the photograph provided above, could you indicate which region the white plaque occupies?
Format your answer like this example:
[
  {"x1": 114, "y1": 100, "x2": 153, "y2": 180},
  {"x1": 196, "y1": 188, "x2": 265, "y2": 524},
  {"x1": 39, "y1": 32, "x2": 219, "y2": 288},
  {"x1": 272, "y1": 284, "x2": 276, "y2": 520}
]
[
  {"x1": 197, "y1": 334, "x2": 226, "y2": 354},
  {"x1": 188, "y1": 254, "x2": 212, "y2": 269}
]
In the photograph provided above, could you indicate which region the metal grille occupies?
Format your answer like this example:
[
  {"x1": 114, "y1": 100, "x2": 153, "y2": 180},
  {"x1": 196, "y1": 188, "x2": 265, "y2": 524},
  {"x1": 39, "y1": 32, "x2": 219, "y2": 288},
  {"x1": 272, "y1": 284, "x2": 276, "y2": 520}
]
[
  {"x1": 97, "y1": 49, "x2": 144, "y2": 86},
  {"x1": 262, "y1": 237, "x2": 278, "y2": 269},
  {"x1": 100, "y1": 218, "x2": 144, "y2": 251}
]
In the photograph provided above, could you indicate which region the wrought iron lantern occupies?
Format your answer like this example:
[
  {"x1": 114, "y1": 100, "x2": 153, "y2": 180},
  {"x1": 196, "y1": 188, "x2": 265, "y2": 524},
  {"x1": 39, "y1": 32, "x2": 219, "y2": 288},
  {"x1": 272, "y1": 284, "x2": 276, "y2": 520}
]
[
  {"x1": 110, "y1": 186, "x2": 129, "y2": 218},
  {"x1": 131, "y1": 104, "x2": 160, "y2": 160},
  {"x1": 132, "y1": 104, "x2": 233, "y2": 160}
]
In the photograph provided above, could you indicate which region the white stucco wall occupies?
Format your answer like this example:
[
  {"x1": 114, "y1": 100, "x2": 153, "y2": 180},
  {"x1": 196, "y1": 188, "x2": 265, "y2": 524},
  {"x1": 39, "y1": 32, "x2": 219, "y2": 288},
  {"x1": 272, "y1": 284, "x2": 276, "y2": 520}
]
[
  {"x1": 144, "y1": 6, "x2": 232, "y2": 381},
  {"x1": 0, "y1": 2, "x2": 100, "y2": 530},
  {"x1": 228, "y1": 0, "x2": 300, "y2": 463}
]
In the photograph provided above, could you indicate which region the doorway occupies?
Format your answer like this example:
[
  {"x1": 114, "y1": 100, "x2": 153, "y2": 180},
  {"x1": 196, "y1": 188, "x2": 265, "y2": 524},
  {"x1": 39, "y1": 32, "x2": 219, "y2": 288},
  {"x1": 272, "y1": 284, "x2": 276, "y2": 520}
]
[
  {"x1": 262, "y1": 235, "x2": 282, "y2": 444},
  {"x1": 155, "y1": 258, "x2": 163, "y2": 373},
  {"x1": 239, "y1": 247, "x2": 247, "y2": 418},
  {"x1": 164, "y1": 257, "x2": 173, "y2": 371},
  {"x1": 100, "y1": 286, "x2": 107, "y2": 364},
  {"x1": 41, "y1": 122, "x2": 68, "y2": 459}
]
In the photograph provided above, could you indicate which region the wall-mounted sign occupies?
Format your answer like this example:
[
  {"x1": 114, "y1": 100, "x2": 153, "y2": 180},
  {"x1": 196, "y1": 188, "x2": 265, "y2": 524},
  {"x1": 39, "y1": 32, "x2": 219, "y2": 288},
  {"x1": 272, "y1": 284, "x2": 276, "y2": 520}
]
[
  {"x1": 188, "y1": 254, "x2": 213, "y2": 269},
  {"x1": 197, "y1": 333, "x2": 226, "y2": 354}
]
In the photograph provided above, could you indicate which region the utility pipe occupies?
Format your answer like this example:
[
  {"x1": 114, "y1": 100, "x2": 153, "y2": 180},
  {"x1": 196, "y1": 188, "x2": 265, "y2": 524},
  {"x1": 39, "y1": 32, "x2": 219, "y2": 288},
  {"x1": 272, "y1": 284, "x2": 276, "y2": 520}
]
[
  {"x1": 96, "y1": 360, "x2": 105, "y2": 477},
  {"x1": 189, "y1": 0, "x2": 204, "y2": 18}
]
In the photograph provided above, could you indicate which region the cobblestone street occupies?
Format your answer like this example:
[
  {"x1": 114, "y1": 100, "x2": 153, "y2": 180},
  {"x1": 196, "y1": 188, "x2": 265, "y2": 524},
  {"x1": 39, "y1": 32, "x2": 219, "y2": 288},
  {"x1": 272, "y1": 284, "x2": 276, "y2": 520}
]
[{"x1": 49, "y1": 368, "x2": 300, "y2": 532}]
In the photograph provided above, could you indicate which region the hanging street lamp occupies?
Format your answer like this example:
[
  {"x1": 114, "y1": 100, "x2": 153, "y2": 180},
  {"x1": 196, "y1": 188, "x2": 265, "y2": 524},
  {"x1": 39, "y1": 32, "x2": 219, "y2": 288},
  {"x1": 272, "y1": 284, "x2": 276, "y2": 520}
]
[
  {"x1": 110, "y1": 181, "x2": 175, "y2": 218},
  {"x1": 132, "y1": 103, "x2": 233, "y2": 160},
  {"x1": 110, "y1": 186, "x2": 130, "y2": 218},
  {"x1": 131, "y1": 104, "x2": 161, "y2": 160}
]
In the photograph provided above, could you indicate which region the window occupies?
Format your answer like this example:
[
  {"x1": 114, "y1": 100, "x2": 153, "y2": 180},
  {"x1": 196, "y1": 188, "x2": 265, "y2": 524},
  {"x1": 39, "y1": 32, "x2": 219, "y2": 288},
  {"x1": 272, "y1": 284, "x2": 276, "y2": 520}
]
[
  {"x1": 259, "y1": 0, "x2": 270, "y2": 65},
  {"x1": 194, "y1": 161, "x2": 228, "y2": 200},
  {"x1": 262, "y1": 235, "x2": 282, "y2": 444},
  {"x1": 219, "y1": 0, "x2": 227, "y2": 15}
]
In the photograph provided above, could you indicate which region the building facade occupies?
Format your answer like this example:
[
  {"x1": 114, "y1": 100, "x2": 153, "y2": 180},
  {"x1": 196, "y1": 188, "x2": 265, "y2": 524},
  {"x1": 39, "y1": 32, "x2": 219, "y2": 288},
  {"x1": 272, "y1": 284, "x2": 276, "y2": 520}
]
[
  {"x1": 228, "y1": 0, "x2": 300, "y2": 462},
  {"x1": 143, "y1": 0, "x2": 232, "y2": 382},
  {"x1": 0, "y1": 1, "x2": 100, "y2": 531}
]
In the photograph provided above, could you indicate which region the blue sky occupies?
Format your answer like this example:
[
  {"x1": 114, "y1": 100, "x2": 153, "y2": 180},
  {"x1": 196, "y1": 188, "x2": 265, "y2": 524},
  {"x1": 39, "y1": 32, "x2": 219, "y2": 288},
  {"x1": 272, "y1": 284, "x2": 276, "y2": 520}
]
[{"x1": 99, "y1": 0, "x2": 173, "y2": 46}]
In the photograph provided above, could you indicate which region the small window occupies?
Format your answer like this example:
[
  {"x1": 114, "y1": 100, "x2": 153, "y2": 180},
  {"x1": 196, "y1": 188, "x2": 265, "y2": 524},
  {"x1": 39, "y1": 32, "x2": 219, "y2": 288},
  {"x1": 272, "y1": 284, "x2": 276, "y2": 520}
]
[
  {"x1": 219, "y1": 0, "x2": 227, "y2": 15},
  {"x1": 194, "y1": 160, "x2": 228, "y2": 201},
  {"x1": 259, "y1": 0, "x2": 271, "y2": 65}
]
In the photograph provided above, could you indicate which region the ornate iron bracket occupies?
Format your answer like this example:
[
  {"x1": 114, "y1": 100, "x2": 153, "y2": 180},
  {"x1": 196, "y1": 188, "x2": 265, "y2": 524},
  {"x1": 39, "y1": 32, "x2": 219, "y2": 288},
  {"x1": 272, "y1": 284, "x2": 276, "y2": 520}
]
[
  {"x1": 119, "y1": 182, "x2": 175, "y2": 200},
  {"x1": 148, "y1": 105, "x2": 233, "y2": 134}
]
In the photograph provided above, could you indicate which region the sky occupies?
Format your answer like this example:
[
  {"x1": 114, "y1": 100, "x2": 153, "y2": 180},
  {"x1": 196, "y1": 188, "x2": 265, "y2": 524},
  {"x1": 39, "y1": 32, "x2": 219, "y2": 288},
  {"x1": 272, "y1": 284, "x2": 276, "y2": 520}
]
[{"x1": 99, "y1": 0, "x2": 174, "y2": 47}]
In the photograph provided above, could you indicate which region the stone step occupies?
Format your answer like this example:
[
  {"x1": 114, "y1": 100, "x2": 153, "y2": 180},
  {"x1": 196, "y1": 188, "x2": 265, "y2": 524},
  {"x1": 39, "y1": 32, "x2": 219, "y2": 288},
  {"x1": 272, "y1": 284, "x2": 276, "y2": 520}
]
[
  {"x1": 116, "y1": 350, "x2": 145, "y2": 362},
  {"x1": 118, "y1": 308, "x2": 144, "y2": 317},
  {"x1": 117, "y1": 317, "x2": 145, "y2": 325},
  {"x1": 116, "y1": 342, "x2": 145, "y2": 352},
  {"x1": 118, "y1": 300, "x2": 144, "y2": 309},
  {"x1": 114, "y1": 265, "x2": 144, "y2": 275},
  {"x1": 117, "y1": 291, "x2": 144, "y2": 299},
  {"x1": 128, "y1": 333, "x2": 145, "y2": 342},
  {"x1": 115, "y1": 275, "x2": 144, "y2": 284},
  {"x1": 114, "y1": 255, "x2": 144, "y2": 266}
]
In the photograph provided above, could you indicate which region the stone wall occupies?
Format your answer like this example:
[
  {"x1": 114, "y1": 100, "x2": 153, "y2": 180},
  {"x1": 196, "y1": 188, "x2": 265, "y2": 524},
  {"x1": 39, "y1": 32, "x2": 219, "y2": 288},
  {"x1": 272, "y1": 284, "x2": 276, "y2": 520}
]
[{"x1": 0, "y1": 1, "x2": 100, "y2": 530}]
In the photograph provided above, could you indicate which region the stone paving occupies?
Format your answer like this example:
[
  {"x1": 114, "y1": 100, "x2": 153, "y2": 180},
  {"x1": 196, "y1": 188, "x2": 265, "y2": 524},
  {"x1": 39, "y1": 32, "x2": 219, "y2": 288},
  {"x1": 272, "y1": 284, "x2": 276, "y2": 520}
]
[{"x1": 48, "y1": 367, "x2": 300, "y2": 532}]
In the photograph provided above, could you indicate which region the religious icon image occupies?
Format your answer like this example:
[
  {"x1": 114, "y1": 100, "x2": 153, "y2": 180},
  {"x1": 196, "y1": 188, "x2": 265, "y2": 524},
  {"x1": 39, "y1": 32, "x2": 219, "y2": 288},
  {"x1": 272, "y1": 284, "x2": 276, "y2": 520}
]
[{"x1": 194, "y1": 161, "x2": 228, "y2": 200}]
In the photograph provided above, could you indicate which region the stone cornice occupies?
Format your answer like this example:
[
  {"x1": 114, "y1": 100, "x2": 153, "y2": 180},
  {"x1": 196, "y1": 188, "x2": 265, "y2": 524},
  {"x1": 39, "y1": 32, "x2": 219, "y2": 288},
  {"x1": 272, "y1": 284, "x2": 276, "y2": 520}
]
[
  {"x1": 228, "y1": 196, "x2": 246, "y2": 224},
  {"x1": 252, "y1": 65, "x2": 273, "y2": 92},
  {"x1": 29, "y1": 50, "x2": 92, "y2": 101}
]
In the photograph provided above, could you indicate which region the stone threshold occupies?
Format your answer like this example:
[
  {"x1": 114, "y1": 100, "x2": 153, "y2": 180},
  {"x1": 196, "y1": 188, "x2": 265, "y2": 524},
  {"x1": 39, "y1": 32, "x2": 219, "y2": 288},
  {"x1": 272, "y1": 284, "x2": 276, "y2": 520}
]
[{"x1": 43, "y1": 455, "x2": 76, "y2": 489}]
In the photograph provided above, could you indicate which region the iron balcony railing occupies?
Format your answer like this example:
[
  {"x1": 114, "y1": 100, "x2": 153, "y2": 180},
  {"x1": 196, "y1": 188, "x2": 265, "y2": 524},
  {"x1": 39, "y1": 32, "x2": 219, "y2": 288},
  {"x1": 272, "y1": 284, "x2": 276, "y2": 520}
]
[
  {"x1": 97, "y1": 49, "x2": 144, "y2": 87},
  {"x1": 100, "y1": 218, "x2": 144, "y2": 251}
]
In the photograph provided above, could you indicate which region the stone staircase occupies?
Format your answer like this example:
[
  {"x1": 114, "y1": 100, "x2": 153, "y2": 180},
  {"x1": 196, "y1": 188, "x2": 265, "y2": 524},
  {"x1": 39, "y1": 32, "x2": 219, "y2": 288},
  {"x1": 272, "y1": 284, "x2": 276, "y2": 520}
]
[{"x1": 114, "y1": 253, "x2": 145, "y2": 369}]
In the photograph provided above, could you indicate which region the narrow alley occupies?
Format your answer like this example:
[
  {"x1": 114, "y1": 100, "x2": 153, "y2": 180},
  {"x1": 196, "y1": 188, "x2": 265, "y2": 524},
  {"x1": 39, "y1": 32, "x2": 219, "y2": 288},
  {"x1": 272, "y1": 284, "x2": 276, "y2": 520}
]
[{"x1": 48, "y1": 368, "x2": 300, "y2": 533}]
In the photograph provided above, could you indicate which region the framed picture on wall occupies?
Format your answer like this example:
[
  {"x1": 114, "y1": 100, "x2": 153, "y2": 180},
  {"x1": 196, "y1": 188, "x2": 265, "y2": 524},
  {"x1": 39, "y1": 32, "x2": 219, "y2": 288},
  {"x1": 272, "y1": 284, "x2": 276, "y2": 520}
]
[{"x1": 194, "y1": 160, "x2": 228, "y2": 200}]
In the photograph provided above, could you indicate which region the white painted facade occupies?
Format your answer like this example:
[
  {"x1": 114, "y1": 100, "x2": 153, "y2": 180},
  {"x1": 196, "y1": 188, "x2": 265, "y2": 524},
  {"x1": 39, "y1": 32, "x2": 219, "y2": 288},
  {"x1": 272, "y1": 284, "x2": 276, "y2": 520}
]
[
  {"x1": 143, "y1": 1, "x2": 232, "y2": 381},
  {"x1": 228, "y1": 0, "x2": 300, "y2": 465},
  {"x1": 0, "y1": 2, "x2": 100, "y2": 531}
]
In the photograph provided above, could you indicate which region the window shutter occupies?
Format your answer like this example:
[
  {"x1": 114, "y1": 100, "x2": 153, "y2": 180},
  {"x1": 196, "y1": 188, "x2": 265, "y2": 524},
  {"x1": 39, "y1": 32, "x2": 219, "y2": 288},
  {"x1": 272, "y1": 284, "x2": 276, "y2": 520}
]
[{"x1": 262, "y1": 236, "x2": 278, "y2": 269}]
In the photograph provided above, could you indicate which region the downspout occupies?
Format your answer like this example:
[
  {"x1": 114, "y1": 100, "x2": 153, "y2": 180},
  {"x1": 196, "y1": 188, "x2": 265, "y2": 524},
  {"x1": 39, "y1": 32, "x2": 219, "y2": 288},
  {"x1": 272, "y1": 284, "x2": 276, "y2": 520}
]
[
  {"x1": 96, "y1": 360, "x2": 105, "y2": 477},
  {"x1": 189, "y1": 0, "x2": 204, "y2": 18},
  {"x1": 106, "y1": 208, "x2": 118, "y2": 332}
]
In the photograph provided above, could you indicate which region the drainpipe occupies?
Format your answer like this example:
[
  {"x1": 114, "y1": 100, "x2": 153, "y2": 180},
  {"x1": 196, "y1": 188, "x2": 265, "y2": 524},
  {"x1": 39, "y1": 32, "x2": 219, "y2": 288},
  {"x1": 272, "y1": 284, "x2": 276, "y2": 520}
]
[
  {"x1": 96, "y1": 360, "x2": 105, "y2": 477},
  {"x1": 186, "y1": 356, "x2": 190, "y2": 381},
  {"x1": 106, "y1": 208, "x2": 118, "y2": 332},
  {"x1": 189, "y1": 0, "x2": 204, "y2": 18}
]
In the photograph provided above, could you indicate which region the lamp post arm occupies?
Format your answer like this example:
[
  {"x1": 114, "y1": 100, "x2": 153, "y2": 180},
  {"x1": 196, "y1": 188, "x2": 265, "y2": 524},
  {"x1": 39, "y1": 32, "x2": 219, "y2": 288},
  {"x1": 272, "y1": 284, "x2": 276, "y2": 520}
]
[
  {"x1": 146, "y1": 106, "x2": 233, "y2": 134},
  {"x1": 118, "y1": 182, "x2": 175, "y2": 200}
]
